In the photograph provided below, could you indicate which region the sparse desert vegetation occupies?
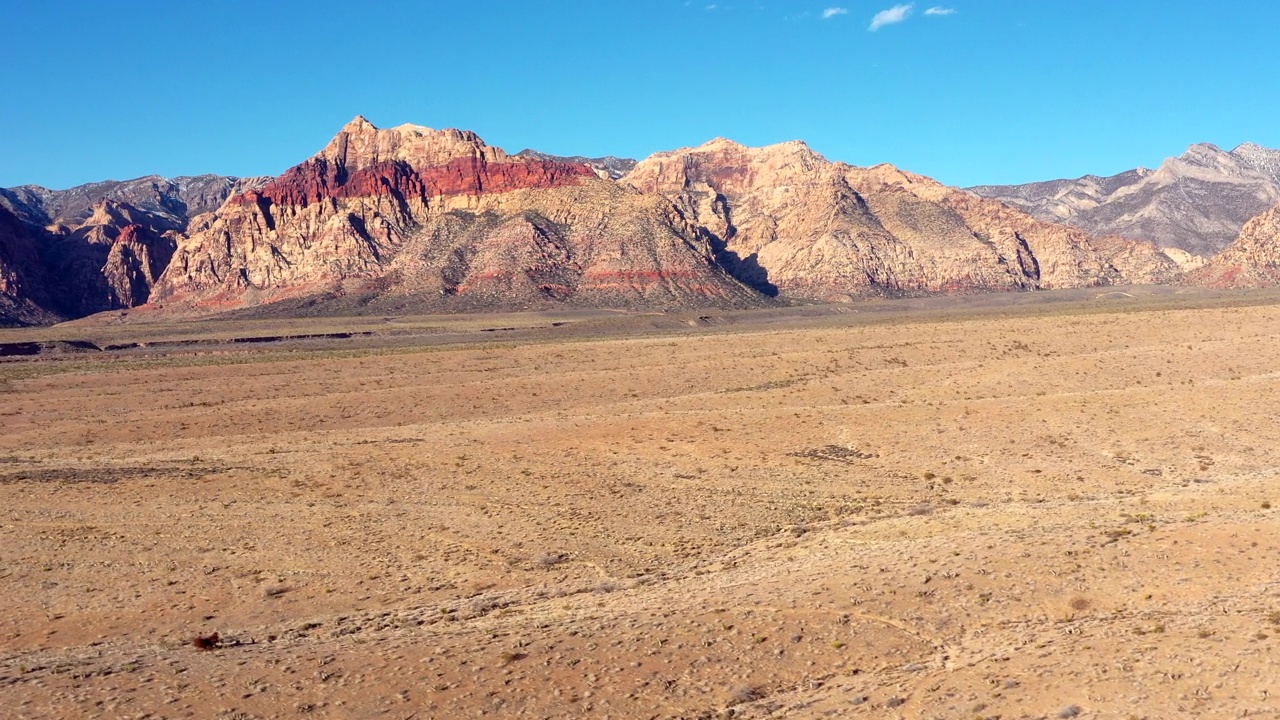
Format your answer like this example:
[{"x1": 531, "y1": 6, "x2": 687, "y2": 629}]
[{"x1": 2, "y1": 290, "x2": 1280, "y2": 718}]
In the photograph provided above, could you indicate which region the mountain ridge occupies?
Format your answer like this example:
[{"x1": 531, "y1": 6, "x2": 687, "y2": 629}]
[
  {"x1": 622, "y1": 138, "x2": 1180, "y2": 302},
  {"x1": 970, "y1": 142, "x2": 1280, "y2": 256},
  {"x1": 6, "y1": 120, "x2": 1279, "y2": 326},
  {"x1": 148, "y1": 118, "x2": 761, "y2": 315}
]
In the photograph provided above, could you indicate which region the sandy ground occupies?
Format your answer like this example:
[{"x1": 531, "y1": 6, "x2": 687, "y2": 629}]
[{"x1": 2, "y1": 291, "x2": 1279, "y2": 718}]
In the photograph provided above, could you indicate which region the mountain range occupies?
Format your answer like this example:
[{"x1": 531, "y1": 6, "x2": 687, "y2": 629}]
[
  {"x1": 2, "y1": 119, "x2": 1279, "y2": 326},
  {"x1": 970, "y1": 142, "x2": 1280, "y2": 258}
]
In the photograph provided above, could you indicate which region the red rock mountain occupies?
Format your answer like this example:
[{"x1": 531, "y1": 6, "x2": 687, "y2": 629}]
[
  {"x1": 1187, "y1": 205, "x2": 1280, "y2": 287},
  {"x1": 151, "y1": 117, "x2": 760, "y2": 312},
  {"x1": 622, "y1": 139, "x2": 1181, "y2": 302}
]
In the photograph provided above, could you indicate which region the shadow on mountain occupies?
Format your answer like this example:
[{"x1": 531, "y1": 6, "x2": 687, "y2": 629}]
[{"x1": 707, "y1": 234, "x2": 778, "y2": 297}]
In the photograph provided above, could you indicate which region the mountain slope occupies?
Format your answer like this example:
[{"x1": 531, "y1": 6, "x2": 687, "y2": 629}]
[
  {"x1": 623, "y1": 139, "x2": 1179, "y2": 302},
  {"x1": 514, "y1": 150, "x2": 636, "y2": 180},
  {"x1": 969, "y1": 142, "x2": 1280, "y2": 256},
  {"x1": 1188, "y1": 205, "x2": 1280, "y2": 287},
  {"x1": 0, "y1": 205, "x2": 62, "y2": 326},
  {"x1": 0, "y1": 174, "x2": 267, "y2": 233},
  {"x1": 151, "y1": 118, "x2": 761, "y2": 313},
  {"x1": 0, "y1": 173, "x2": 270, "y2": 323}
]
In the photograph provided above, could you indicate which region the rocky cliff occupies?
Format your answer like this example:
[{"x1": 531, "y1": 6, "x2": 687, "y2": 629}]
[
  {"x1": 40, "y1": 201, "x2": 178, "y2": 314},
  {"x1": 151, "y1": 118, "x2": 760, "y2": 312},
  {"x1": 969, "y1": 142, "x2": 1280, "y2": 257},
  {"x1": 623, "y1": 139, "x2": 1180, "y2": 302},
  {"x1": 1187, "y1": 205, "x2": 1280, "y2": 288},
  {"x1": 0, "y1": 173, "x2": 266, "y2": 323},
  {"x1": 0, "y1": 206, "x2": 61, "y2": 326}
]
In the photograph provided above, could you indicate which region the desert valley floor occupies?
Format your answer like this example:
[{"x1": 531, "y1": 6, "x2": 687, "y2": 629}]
[{"x1": 2, "y1": 288, "x2": 1280, "y2": 719}]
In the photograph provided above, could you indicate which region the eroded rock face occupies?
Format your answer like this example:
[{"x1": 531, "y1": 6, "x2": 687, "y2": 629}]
[
  {"x1": 0, "y1": 199, "x2": 179, "y2": 323},
  {"x1": 152, "y1": 118, "x2": 759, "y2": 311},
  {"x1": 0, "y1": 172, "x2": 264, "y2": 322},
  {"x1": 1, "y1": 174, "x2": 266, "y2": 233},
  {"x1": 1188, "y1": 205, "x2": 1280, "y2": 287},
  {"x1": 0, "y1": 206, "x2": 60, "y2": 326},
  {"x1": 44, "y1": 201, "x2": 178, "y2": 313},
  {"x1": 623, "y1": 139, "x2": 1179, "y2": 302},
  {"x1": 970, "y1": 142, "x2": 1280, "y2": 257}
]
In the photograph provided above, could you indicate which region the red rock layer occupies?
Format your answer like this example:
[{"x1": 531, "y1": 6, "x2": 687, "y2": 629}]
[
  {"x1": 236, "y1": 157, "x2": 595, "y2": 209},
  {"x1": 153, "y1": 119, "x2": 762, "y2": 312}
]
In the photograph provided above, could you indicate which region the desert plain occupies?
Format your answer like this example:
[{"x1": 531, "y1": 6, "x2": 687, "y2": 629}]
[{"x1": 2, "y1": 288, "x2": 1280, "y2": 719}]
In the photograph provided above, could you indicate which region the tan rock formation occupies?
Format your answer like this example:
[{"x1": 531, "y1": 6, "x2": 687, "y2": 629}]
[
  {"x1": 1187, "y1": 204, "x2": 1280, "y2": 287},
  {"x1": 152, "y1": 118, "x2": 759, "y2": 312},
  {"x1": 623, "y1": 139, "x2": 1180, "y2": 301},
  {"x1": 42, "y1": 200, "x2": 177, "y2": 314}
]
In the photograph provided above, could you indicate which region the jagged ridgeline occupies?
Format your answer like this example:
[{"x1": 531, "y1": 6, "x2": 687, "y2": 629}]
[
  {"x1": 970, "y1": 142, "x2": 1280, "y2": 258},
  {"x1": 3, "y1": 117, "x2": 1274, "y2": 325}
]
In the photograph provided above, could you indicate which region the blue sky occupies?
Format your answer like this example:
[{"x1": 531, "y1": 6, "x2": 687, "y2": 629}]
[{"x1": 2, "y1": 1, "x2": 1278, "y2": 189}]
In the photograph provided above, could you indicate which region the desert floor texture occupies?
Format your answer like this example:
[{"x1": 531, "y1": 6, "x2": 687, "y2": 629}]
[{"x1": 2, "y1": 288, "x2": 1279, "y2": 719}]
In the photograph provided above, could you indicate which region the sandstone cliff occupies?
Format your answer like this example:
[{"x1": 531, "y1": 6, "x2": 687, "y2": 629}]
[
  {"x1": 152, "y1": 118, "x2": 760, "y2": 312},
  {"x1": 0, "y1": 173, "x2": 265, "y2": 323},
  {"x1": 1187, "y1": 205, "x2": 1280, "y2": 288},
  {"x1": 40, "y1": 201, "x2": 178, "y2": 314},
  {"x1": 0, "y1": 206, "x2": 60, "y2": 326},
  {"x1": 623, "y1": 139, "x2": 1180, "y2": 302}
]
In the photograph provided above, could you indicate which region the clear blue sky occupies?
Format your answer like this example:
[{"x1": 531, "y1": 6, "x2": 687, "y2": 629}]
[{"x1": 3, "y1": 1, "x2": 1278, "y2": 190}]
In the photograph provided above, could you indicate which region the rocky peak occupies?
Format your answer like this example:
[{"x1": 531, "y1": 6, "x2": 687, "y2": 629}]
[
  {"x1": 81, "y1": 199, "x2": 146, "y2": 234},
  {"x1": 317, "y1": 117, "x2": 505, "y2": 174},
  {"x1": 1, "y1": 173, "x2": 262, "y2": 234},
  {"x1": 626, "y1": 137, "x2": 1178, "y2": 302},
  {"x1": 244, "y1": 119, "x2": 597, "y2": 212},
  {"x1": 151, "y1": 118, "x2": 752, "y2": 313},
  {"x1": 1156, "y1": 142, "x2": 1251, "y2": 179},
  {"x1": 969, "y1": 141, "x2": 1280, "y2": 256},
  {"x1": 624, "y1": 138, "x2": 829, "y2": 198},
  {"x1": 1231, "y1": 142, "x2": 1280, "y2": 181}
]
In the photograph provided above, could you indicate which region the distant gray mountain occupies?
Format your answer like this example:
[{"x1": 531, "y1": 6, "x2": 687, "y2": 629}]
[
  {"x1": 0, "y1": 174, "x2": 267, "y2": 324},
  {"x1": 515, "y1": 149, "x2": 637, "y2": 180},
  {"x1": 0, "y1": 173, "x2": 268, "y2": 232},
  {"x1": 969, "y1": 143, "x2": 1280, "y2": 257}
]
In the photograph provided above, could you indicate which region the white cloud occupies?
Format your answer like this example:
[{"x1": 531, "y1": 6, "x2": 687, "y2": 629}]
[
  {"x1": 869, "y1": 3, "x2": 914, "y2": 31},
  {"x1": 822, "y1": 7, "x2": 848, "y2": 19},
  {"x1": 924, "y1": 6, "x2": 956, "y2": 15}
]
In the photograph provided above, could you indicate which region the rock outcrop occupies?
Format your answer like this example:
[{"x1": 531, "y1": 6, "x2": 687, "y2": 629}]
[
  {"x1": 1187, "y1": 204, "x2": 1280, "y2": 287},
  {"x1": 0, "y1": 206, "x2": 61, "y2": 326},
  {"x1": 152, "y1": 118, "x2": 760, "y2": 312},
  {"x1": 40, "y1": 201, "x2": 178, "y2": 314},
  {"x1": 515, "y1": 150, "x2": 637, "y2": 180},
  {"x1": 1, "y1": 174, "x2": 267, "y2": 233},
  {"x1": 0, "y1": 172, "x2": 266, "y2": 323},
  {"x1": 970, "y1": 142, "x2": 1280, "y2": 257},
  {"x1": 623, "y1": 139, "x2": 1179, "y2": 302}
]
